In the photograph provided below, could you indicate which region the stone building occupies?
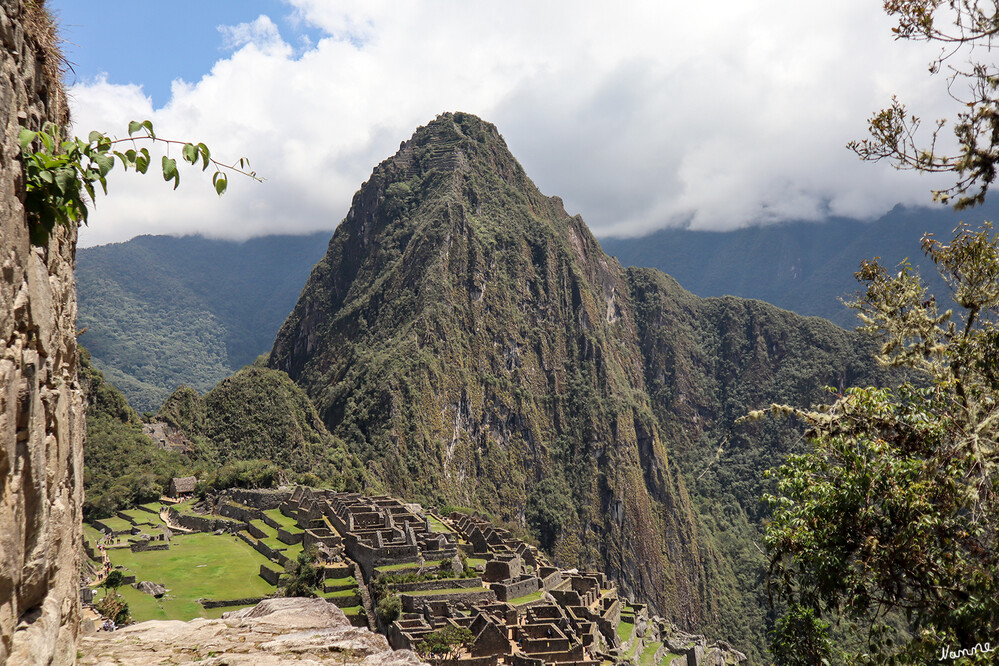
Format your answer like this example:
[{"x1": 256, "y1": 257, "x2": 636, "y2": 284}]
[{"x1": 168, "y1": 476, "x2": 197, "y2": 499}]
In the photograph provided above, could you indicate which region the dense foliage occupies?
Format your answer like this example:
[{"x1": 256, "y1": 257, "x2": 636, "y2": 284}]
[
  {"x1": 77, "y1": 232, "x2": 330, "y2": 412},
  {"x1": 157, "y1": 364, "x2": 366, "y2": 490},
  {"x1": 758, "y1": 224, "x2": 999, "y2": 664},
  {"x1": 416, "y1": 626, "x2": 474, "y2": 665}
]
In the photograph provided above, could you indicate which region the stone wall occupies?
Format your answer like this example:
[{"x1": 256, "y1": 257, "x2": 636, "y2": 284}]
[
  {"x1": 0, "y1": 3, "x2": 81, "y2": 664},
  {"x1": 492, "y1": 576, "x2": 539, "y2": 603},
  {"x1": 399, "y1": 589, "x2": 496, "y2": 613},
  {"x1": 200, "y1": 596, "x2": 267, "y2": 609},
  {"x1": 219, "y1": 502, "x2": 263, "y2": 524},
  {"x1": 168, "y1": 508, "x2": 245, "y2": 534},
  {"x1": 391, "y1": 577, "x2": 483, "y2": 594},
  {"x1": 228, "y1": 488, "x2": 289, "y2": 510},
  {"x1": 259, "y1": 564, "x2": 281, "y2": 586}
]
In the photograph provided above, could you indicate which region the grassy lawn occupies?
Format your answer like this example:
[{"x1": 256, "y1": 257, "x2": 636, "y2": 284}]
[
  {"x1": 119, "y1": 508, "x2": 159, "y2": 524},
  {"x1": 509, "y1": 589, "x2": 544, "y2": 605},
  {"x1": 263, "y1": 508, "x2": 299, "y2": 530},
  {"x1": 465, "y1": 557, "x2": 487, "y2": 569},
  {"x1": 171, "y1": 498, "x2": 199, "y2": 513},
  {"x1": 249, "y1": 519, "x2": 279, "y2": 539},
  {"x1": 375, "y1": 561, "x2": 422, "y2": 573},
  {"x1": 103, "y1": 532, "x2": 276, "y2": 621},
  {"x1": 97, "y1": 516, "x2": 134, "y2": 532},
  {"x1": 339, "y1": 605, "x2": 363, "y2": 615},
  {"x1": 138, "y1": 502, "x2": 167, "y2": 513},
  {"x1": 617, "y1": 617, "x2": 635, "y2": 642},
  {"x1": 661, "y1": 654, "x2": 682, "y2": 665},
  {"x1": 325, "y1": 576, "x2": 356, "y2": 586}
]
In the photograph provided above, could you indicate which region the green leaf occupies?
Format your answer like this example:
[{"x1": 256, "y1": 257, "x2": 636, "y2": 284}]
[
  {"x1": 182, "y1": 143, "x2": 198, "y2": 165},
  {"x1": 39, "y1": 131, "x2": 54, "y2": 153},
  {"x1": 142, "y1": 120, "x2": 155, "y2": 139},
  {"x1": 93, "y1": 152, "x2": 114, "y2": 177},
  {"x1": 88, "y1": 130, "x2": 103, "y2": 144},
  {"x1": 162, "y1": 155, "x2": 179, "y2": 189},
  {"x1": 198, "y1": 143, "x2": 211, "y2": 170},
  {"x1": 54, "y1": 168, "x2": 76, "y2": 196},
  {"x1": 128, "y1": 120, "x2": 143, "y2": 136},
  {"x1": 214, "y1": 172, "x2": 227, "y2": 196},
  {"x1": 19, "y1": 129, "x2": 37, "y2": 152}
]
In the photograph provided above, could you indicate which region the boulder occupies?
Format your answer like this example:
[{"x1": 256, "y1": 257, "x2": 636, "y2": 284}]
[
  {"x1": 78, "y1": 597, "x2": 428, "y2": 665},
  {"x1": 135, "y1": 581, "x2": 167, "y2": 598}
]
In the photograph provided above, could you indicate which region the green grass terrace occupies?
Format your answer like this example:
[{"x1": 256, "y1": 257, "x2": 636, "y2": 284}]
[
  {"x1": 98, "y1": 532, "x2": 276, "y2": 621},
  {"x1": 94, "y1": 516, "x2": 133, "y2": 532},
  {"x1": 508, "y1": 589, "x2": 544, "y2": 606},
  {"x1": 263, "y1": 508, "x2": 299, "y2": 530}
]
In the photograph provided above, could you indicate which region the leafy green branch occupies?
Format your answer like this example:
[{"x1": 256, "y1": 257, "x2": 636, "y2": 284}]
[{"x1": 19, "y1": 120, "x2": 262, "y2": 246}]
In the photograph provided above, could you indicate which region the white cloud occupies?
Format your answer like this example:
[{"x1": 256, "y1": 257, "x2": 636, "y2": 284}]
[
  {"x1": 218, "y1": 15, "x2": 284, "y2": 52},
  {"x1": 68, "y1": 1, "x2": 962, "y2": 247}
]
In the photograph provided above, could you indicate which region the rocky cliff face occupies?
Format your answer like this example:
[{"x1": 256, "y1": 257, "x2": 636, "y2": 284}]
[
  {"x1": 0, "y1": 3, "x2": 83, "y2": 664},
  {"x1": 269, "y1": 112, "x2": 881, "y2": 655}
]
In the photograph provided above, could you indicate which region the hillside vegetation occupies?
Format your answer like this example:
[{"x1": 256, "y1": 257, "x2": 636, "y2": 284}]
[
  {"x1": 158, "y1": 363, "x2": 366, "y2": 490},
  {"x1": 76, "y1": 232, "x2": 331, "y2": 412}
]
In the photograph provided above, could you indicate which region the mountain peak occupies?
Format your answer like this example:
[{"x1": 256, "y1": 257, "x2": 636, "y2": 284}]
[{"x1": 370, "y1": 111, "x2": 524, "y2": 189}]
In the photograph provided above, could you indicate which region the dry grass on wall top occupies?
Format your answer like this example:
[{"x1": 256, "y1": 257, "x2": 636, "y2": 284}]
[{"x1": 23, "y1": 1, "x2": 68, "y2": 122}]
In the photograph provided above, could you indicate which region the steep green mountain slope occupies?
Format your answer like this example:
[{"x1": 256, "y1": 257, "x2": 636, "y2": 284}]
[
  {"x1": 158, "y1": 364, "x2": 365, "y2": 490},
  {"x1": 601, "y1": 201, "x2": 999, "y2": 327},
  {"x1": 76, "y1": 232, "x2": 331, "y2": 412},
  {"x1": 268, "y1": 112, "x2": 884, "y2": 656}
]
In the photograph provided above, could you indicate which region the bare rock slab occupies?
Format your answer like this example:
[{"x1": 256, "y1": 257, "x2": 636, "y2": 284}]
[{"x1": 78, "y1": 598, "x2": 427, "y2": 665}]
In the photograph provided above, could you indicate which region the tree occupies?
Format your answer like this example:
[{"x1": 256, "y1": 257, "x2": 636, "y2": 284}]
[
  {"x1": 750, "y1": 223, "x2": 999, "y2": 664},
  {"x1": 97, "y1": 570, "x2": 130, "y2": 625},
  {"x1": 375, "y1": 594, "x2": 402, "y2": 625},
  {"x1": 415, "y1": 625, "x2": 474, "y2": 665},
  {"x1": 279, "y1": 546, "x2": 324, "y2": 598},
  {"x1": 102, "y1": 569, "x2": 124, "y2": 592},
  {"x1": 848, "y1": 2, "x2": 999, "y2": 209}
]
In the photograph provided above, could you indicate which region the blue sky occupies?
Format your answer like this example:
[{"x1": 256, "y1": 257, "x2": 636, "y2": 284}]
[
  {"x1": 47, "y1": 1, "x2": 957, "y2": 247},
  {"x1": 51, "y1": 1, "x2": 320, "y2": 108}
]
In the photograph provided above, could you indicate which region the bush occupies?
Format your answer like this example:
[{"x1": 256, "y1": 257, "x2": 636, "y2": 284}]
[{"x1": 376, "y1": 594, "x2": 402, "y2": 624}]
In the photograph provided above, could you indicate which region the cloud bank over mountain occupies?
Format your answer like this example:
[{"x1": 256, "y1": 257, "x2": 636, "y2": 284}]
[{"x1": 66, "y1": 0, "x2": 956, "y2": 246}]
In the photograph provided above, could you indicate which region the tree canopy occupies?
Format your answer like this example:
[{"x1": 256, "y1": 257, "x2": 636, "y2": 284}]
[{"x1": 755, "y1": 223, "x2": 999, "y2": 664}]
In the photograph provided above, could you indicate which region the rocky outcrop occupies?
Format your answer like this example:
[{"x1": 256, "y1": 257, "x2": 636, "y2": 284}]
[
  {"x1": 0, "y1": 2, "x2": 82, "y2": 665},
  {"x1": 78, "y1": 597, "x2": 428, "y2": 665}
]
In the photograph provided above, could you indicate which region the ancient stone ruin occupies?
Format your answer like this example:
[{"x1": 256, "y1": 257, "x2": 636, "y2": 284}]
[{"x1": 151, "y1": 486, "x2": 746, "y2": 665}]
